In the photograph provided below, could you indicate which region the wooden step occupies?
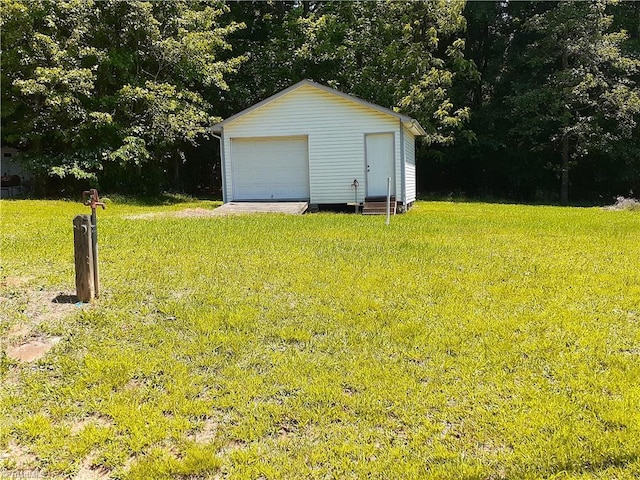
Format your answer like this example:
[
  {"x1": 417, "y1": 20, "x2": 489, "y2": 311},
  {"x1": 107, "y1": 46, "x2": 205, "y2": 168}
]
[
  {"x1": 362, "y1": 200, "x2": 396, "y2": 215},
  {"x1": 365, "y1": 195, "x2": 395, "y2": 202}
]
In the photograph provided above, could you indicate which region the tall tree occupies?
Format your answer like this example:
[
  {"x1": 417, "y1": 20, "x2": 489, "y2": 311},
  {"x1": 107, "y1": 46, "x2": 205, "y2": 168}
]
[
  {"x1": 1, "y1": 0, "x2": 244, "y2": 192},
  {"x1": 508, "y1": 0, "x2": 640, "y2": 204},
  {"x1": 224, "y1": 0, "x2": 473, "y2": 147}
]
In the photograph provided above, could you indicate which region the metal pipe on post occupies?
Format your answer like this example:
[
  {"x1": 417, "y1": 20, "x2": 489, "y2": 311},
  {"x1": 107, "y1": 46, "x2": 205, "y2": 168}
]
[
  {"x1": 82, "y1": 189, "x2": 105, "y2": 298},
  {"x1": 386, "y1": 177, "x2": 391, "y2": 225},
  {"x1": 351, "y1": 179, "x2": 359, "y2": 214}
]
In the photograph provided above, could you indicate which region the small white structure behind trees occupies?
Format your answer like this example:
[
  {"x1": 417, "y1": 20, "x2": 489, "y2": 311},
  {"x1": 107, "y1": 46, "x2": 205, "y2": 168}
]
[
  {"x1": 210, "y1": 80, "x2": 425, "y2": 211},
  {"x1": 1, "y1": 147, "x2": 29, "y2": 199}
]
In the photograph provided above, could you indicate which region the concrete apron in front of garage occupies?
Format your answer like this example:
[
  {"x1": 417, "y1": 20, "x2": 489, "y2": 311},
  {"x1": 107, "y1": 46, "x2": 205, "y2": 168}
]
[{"x1": 214, "y1": 202, "x2": 309, "y2": 215}]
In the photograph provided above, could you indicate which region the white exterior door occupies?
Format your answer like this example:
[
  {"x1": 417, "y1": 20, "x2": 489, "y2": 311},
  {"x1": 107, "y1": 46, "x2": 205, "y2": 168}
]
[
  {"x1": 365, "y1": 133, "x2": 395, "y2": 197},
  {"x1": 231, "y1": 136, "x2": 309, "y2": 200}
]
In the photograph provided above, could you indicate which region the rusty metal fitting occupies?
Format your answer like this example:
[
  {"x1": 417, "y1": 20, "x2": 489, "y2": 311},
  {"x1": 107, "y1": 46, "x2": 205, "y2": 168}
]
[{"x1": 82, "y1": 189, "x2": 106, "y2": 210}]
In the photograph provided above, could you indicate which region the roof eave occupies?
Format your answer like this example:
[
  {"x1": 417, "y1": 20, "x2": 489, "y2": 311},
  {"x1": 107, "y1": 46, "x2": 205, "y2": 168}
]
[{"x1": 402, "y1": 119, "x2": 427, "y2": 137}]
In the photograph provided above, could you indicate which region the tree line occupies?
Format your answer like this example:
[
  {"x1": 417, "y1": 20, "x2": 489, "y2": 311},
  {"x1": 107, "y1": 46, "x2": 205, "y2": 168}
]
[{"x1": 1, "y1": 0, "x2": 639, "y2": 204}]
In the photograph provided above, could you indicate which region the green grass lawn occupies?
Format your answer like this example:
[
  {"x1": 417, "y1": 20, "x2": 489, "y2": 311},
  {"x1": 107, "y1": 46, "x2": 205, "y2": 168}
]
[{"x1": 1, "y1": 199, "x2": 639, "y2": 479}]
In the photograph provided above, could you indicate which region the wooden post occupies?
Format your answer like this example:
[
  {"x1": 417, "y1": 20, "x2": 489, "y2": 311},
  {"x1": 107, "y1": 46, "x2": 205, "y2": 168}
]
[{"x1": 73, "y1": 215, "x2": 95, "y2": 302}]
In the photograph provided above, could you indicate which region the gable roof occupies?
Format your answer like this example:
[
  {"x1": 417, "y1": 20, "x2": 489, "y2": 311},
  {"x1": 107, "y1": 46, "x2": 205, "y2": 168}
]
[{"x1": 209, "y1": 79, "x2": 426, "y2": 136}]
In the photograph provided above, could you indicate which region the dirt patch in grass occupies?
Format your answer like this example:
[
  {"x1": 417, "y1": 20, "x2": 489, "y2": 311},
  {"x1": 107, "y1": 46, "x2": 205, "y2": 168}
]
[
  {"x1": 2, "y1": 287, "x2": 86, "y2": 362},
  {"x1": 70, "y1": 415, "x2": 115, "y2": 435},
  {"x1": 74, "y1": 454, "x2": 112, "y2": 480},
  {"x1": 0, "y1": 442, "x2": 40, "y2": 475},
  {"x1": 75, "y1": 464, "x2": 111, "y2": 480},
  {"x1": 124, "y1": 207, "x2": 220, "y2": 220},
  {"x1": 5, "y1": 337, "x2": 62, "y2": 362},
  {"x1": 0, "y1": 290, "x2": 83, "y2": 338},
  {"x1": 123, "y1": 212, "x2": 163, "y2": 220},
  {"x1": 191, "y1": 418, "x2": 220, "y2": 443},
  {"x1": 3, "y1": 289, "x2": 82, "y2": 335},
  {"x1": 173, "y1": 207, "x2": 221, "y2": 218},
  {"x1": 0, "y1": 276, "x2": 32, "y2": 289},
  {"x1": 218, "y1": 439, "x2": 247, "y2": 456}
]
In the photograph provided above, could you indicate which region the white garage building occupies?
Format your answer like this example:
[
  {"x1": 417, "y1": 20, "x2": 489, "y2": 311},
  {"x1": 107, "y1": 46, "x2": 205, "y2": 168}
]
[{"x1": 210, "y1": 80, "x2": 425, "y2": 212}]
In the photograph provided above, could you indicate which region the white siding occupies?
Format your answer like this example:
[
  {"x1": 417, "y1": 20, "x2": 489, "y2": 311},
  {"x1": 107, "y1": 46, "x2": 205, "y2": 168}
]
[
  {"x1": 404, "y1": 127, "x2": 416, "y2": 204},
  {"x1": 222, "y1": 85, "x2": 402, "y2": 204}
]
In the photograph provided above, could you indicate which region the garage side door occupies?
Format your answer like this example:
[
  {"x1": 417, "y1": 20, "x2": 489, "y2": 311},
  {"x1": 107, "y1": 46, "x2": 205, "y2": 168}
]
[{"x1": 231, "y1": 136, "x2": 309, "y2": 201}]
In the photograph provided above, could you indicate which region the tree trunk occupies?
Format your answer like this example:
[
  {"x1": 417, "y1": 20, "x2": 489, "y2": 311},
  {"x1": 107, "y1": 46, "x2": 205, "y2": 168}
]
[
  {"x1": 173, "y1": 154, "x2": 180, "y2": 190},
  {"x1": 560, "y1": 134, "x2": 569, "y2": 205},
  {"x1": 560, "y1": 47, "x2": 570, "y2": 205}
]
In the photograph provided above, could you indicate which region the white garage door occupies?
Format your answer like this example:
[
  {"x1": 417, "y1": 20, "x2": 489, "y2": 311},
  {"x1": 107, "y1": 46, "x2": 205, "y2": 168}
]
[{"x1": 231, "y1": 136, "x2": 309, "y2": 201}]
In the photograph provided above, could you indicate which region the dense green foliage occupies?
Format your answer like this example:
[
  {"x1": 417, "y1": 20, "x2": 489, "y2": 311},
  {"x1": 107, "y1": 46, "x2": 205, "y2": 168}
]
[
  {"x1": 436, "y1": 0, "x2": 640, "y2": 202},
  {"x1": 1, "y1": 0, "x2": 639, "y2": 202},
  {"x1": 1, "y1": 0, "x2": 243, "y2": 193},
  {"x1": 1, "y1": 201, "x2": 639, "y2": 478},
  {"x1": 222, "y1": 0, "x2": 472, "y2": 145}
]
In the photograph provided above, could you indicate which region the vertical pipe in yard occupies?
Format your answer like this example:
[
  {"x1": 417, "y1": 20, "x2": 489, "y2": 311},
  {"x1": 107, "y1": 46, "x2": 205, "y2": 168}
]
[
  {"x1": 400, "y1": 119, "x2": 406, "y2": 210},
  {"x1": 386, "y1": 177, "x2": 391, "y2": 225},
  {"x1": 90, "y1": 208, "x2": 100, "y2": 298},
  {"x1": 82, "y1": 189, "x2": 104, "y2": 299}
]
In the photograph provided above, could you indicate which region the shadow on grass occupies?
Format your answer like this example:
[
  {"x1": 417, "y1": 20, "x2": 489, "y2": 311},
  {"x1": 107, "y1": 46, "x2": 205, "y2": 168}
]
[
  {"x1": 103, "y1": 191, "x2": 222, "y2": 206},
  {"x1": 417, "y1": 194, "x2": 620, "y2": 208},
  {"x1": 3, "y1": 191, "x2": 222, "y2": 206},
  {"x1": 53, "y1": 294, "x2": 78, "y2": 304}
]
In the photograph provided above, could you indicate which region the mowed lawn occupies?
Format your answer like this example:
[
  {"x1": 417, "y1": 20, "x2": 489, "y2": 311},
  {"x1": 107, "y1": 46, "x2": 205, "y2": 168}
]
[{"x1": 1, "y1": 199, "x2": 639, "y2": 479}]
